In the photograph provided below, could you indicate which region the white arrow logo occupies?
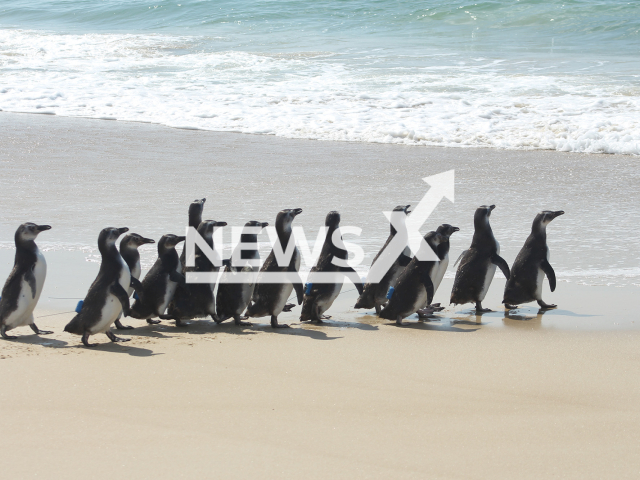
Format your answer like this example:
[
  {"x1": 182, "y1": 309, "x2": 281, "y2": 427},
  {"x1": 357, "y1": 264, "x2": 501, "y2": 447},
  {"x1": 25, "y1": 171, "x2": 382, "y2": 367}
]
[{"x1": 365, "y1": 170, "x2": 455, "y2": 283}]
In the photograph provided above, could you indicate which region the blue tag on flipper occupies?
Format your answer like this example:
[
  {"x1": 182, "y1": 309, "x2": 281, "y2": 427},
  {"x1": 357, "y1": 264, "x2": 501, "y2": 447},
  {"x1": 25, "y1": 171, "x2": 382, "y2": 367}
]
[
  {"x1": 386, "y1": 287, "x2": 394, "y2": 299},
  {"x1": 305, "y1": 283, "x2": 313, "y2": 295},
  {"x1": 75, "y1": 300, "x2": 84, "y2": 313},
  {"x1": 133, "y1": 292, "x2": 139, "y2": 301}
]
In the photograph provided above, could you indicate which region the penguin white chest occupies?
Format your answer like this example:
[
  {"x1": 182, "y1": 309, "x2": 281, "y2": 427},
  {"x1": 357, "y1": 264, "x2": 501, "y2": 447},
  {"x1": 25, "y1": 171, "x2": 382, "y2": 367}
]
[
  {"x1": 127, "y1": 262, "x2": 141, "y2": 296},
  {"x1": 432, "y1": 254, "x2": 449, "y2": 293},
  {"x1": 534, "y1": 248, "x2": 550, "y2": 300},
  {"x1": 5, "y1": 251, "x2": 47, "y2": 328},
  {"x1": 93, "y1": 257, "x2": 131, "y2": 333},
  {"x1": 479, "y1": 241, "x2": 499, "y2": 302},
  {"x1": 160, "y1": 259, "x2": 182, "y2": 313}
]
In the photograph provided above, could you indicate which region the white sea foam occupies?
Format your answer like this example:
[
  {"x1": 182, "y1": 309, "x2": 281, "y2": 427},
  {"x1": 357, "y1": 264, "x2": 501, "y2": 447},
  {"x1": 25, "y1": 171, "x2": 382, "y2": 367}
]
[{"x1": 1, "y1": 30, "x2": 639, "y2": 155}]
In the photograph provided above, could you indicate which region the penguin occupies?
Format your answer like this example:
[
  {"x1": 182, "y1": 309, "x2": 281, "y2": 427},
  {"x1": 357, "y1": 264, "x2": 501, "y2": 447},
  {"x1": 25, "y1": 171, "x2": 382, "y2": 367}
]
[
  {"x1": 129, "y1": 234, "x2": 187, "y2": 325},
  {"x1": 166, "y1": 220, "x2": 227, "y2": 323},
  {"x1": 300, "y1": 211, "x2": 364, "y2": 323},
  {"x1": 179, "y1": 198, "x2": 206, "y2": 273},
  {"x1": 64, "y1": 227, "x2": 139, "y2": 347},
  {"x1": 114, "y1": 233, "x2": 155, "y2": 330},
  {"x1": 355, "y1": 205, "x2": 412, "y2": 315},
  {"x1": 503, "y1": 210, "x2": 564, "y2": 309},
  {"x1": 416, "y1": 223, "x2": 460, "y2": 317},
  {"x1": 379, "y1": 230, "x2": 443, "y2": 325},
  {"x1": 216, "y1": 220, "x2": 269, "y2": 326},
  {"x1": 246, "y1": 208, "x2": 304, "y2": 328},
  {"x1": 0, "y1": 223, "x2": 53, "y2": 339},
  {"x1": 450, "y1": 205, "x2": 510, "y2": 312}
]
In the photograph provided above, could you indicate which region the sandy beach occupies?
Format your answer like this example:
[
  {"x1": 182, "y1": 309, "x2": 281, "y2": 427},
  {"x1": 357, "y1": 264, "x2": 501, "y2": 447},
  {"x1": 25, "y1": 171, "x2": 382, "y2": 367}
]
[{"x1": 1, "y1": 112, "x2": 639, "y2": 478}]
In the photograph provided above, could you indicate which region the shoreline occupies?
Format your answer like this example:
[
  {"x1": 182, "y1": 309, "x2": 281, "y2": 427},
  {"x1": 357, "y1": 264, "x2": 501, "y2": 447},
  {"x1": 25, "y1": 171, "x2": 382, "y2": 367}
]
[{"x1": 4, "y1": 110, "x2": 639, "y2": 156}]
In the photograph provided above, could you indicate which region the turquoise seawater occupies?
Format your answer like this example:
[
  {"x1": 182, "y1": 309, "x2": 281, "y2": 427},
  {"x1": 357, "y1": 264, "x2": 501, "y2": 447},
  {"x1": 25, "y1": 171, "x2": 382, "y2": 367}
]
[{"x1": 1, "y1": 0, "x2": 639, "y2": 153}]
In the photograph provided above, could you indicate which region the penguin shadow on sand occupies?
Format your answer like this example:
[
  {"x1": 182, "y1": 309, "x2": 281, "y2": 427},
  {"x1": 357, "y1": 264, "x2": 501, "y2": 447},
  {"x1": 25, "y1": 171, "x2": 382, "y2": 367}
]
[
  {"x1": 256, "y1": 321, "x2": 343, "y2": 341},
  {"x1": 70, "y1": 340, "x2": 157, "y2": 357},
  {"x1": 10, "y1": 333, "x2": 68, "y2": 349},
  {"x1": 501, "y1": 307, "x2": 549, "y2": 329},
  {"x1": 502, "y1": 306, "x2": 598, "y2": 329},
  {"x1": 183, "y1": 318, "x2": 259, "y2": 337},
  {"x1": 450, "y1": 308, "x2": 499, "y2": 327},
  {"x1": 399, "y1": 314, "x2": 480, "y2": 332}
]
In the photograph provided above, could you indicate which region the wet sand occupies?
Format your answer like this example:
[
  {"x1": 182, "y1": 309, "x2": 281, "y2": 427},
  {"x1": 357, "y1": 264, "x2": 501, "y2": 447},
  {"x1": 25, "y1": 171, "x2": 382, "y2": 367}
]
[{"x1": 1, "y1": 112, "x2": 639, "y2": 478}]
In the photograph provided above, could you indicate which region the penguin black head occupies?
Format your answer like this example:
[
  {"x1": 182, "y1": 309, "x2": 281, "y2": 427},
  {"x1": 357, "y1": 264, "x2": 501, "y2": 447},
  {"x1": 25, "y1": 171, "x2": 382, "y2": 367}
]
[
  {"x1": 325, "y1": 211, "x2": 341, "y2": 229},
  {"x1": 15, "y1": 222, "x2": 51, "y2": 245},
  {"x1": 244, "y1": 220, "x2": 269, "y2": 230},
  {"x1": 98, "y1": 227, "x2": 128, "y2": 252},
  {"x1": 474, "y1": 204, "x2": 495, "y2": 227},
  {"x1": 393, "y1": 205, "x2": 411, "y2": 214},
  {"x1": 436, "y1": 224, "x2": 460, "y2": 239},
  {"x1": 120, "y1": 233, "x2": 155, "y2": 250},
  {"x1": 240, "y1": 221, "x2": 268, "y2": 244},
  {"x1": 533, "y1": 210, "x2": 564, "y2": 233},
  {"x1": 197, "y1": 220, "x2": 227, "y2": 246},
  {"x1": 158, "y1": 234, "x2": 186, "y2": 254},
  {"x1": 188, "y1": 198, "x2": 206, "y2": 227},
  {"x1": 275, "y1": 208, "x2": 303, "y2": 233},
  {"x1": 389, "y1": 205, "x2": 411, "y2": 234}
]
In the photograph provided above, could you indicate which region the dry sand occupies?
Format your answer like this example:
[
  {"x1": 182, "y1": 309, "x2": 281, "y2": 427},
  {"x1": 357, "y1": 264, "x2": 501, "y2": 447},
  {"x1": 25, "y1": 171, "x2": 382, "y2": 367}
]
[{"x1": 1, "y1": 284, "x2": 639, "y2": 479}]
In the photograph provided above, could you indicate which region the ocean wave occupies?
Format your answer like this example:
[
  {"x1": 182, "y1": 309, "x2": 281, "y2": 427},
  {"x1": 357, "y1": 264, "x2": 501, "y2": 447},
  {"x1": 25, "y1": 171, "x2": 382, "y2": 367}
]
[{"x1": 1, "y1": 29, "x2": 639, "y2": 155}]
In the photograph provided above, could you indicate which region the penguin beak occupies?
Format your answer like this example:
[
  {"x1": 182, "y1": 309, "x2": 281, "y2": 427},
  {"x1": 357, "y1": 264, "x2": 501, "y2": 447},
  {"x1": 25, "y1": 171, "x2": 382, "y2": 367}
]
[
  {"x1": 489, "y1": 205, "x2": 496, "y2": 211},
  {"x1": 142, "y1": 237, "x2": 155, "y2": 244},
  {"x1": 292, "y1": 208, "x2": 303, "y2": 216},
  {"x1": 404, "y1": 205, "x2": 411, "y2": 214},
  {"x1": 118, "y1": 227, "x2": 129, "y2": 235},
  {"x1": 176, "y1": 236, "x2": 186, "y2": 243},
  {"x1": 37, "y1": 225, "x2": 51, "y2": 232},
  {"x1": 215, "y1": 221, "x2": 228, "y2": 227},
  {"x1": 553, "y1": 210, "x2": 565, "y2": 218},
  {"x1": 261, "y1": 222, "x2": 269, "y2": 228},
  {"x1": 452, "y1": 226, "x2": 460, "y2": 232},
  {"x1": 201, "y1": 198, "x2": 206, "y2": 204}
]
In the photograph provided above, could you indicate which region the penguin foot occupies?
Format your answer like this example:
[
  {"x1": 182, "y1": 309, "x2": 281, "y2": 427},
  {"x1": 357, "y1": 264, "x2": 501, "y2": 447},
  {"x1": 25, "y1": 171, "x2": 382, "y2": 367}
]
[
  {"x1": 395, "y1": 316, "x2": 409, "y2": 326},
  {"x1": 504, "y1": 304, "x2": 519, "y2": 310},
  {"x1": 375, "y1": 305, "x2": 382, "y2": 316},
  {"x1": 146, "y1": 319, "x2": 161, "y2": 325},
  {"x1": 1, "y1": 326, "x2": 17, "y2": 340},
  {"x1": 234, "y1": 316, "x2": 252, "y2": 327},
  {"x1": 106, "y1": 331, "x2": 130, "y2": 343},
  {"x1": 321, "y1": 315, "x2": 332, "y2": 320},
  {"x1": 271, "y1": 316, "x2": 289, "y2": 328},
  {"x1": 114, "y1": 320, "x2": 134, "y2": 330},
  {"x1": 210, "y1": 313, "x2": 221, "y2": 323},
  {"x1": 30, "y1": 324, "x2": 53, "y2": 335},
  {"x1": 81, "y1": 333, "x2": 97, "y2": 347},
  {"x1": 281, "y1": 303, "x2": 296, "y2": 312},
  {"x1": 537, "y1": 300, "x2": 557, "y2": 310},
  {"x1": 417, "y1": 304, "x2": 444, "y2": 317},
  {"x1": 175, "y1": 319, "x2": 190, "y2": 327},
  {"x1": 475, "y1": 302, "x2": 492, "y2": 313}
]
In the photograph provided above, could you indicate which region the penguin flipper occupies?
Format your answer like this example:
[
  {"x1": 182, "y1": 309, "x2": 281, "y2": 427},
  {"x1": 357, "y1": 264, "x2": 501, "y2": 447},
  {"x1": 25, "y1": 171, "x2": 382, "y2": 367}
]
[
  {"x1": 340, "y1": 266, "x2": 364, "y2": 295},
  {"x1": 541, "y1": 259, "x2": 556, "y2": 292},
  {"x1": 110, "y1": 283, "x2": 131, "y2": 316},
  {"x1": 491, "y1": 254, "x2": 511, "y2": 280},
  {"x1": 454, "y1": 250, "x2": 467, "y2": 267},
  {"x1": 421, "y1": 270, "x2": 435, "y2": 306},
  {"x1": 169, "y1": 271, "x2": 187, "y2": 288}
]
